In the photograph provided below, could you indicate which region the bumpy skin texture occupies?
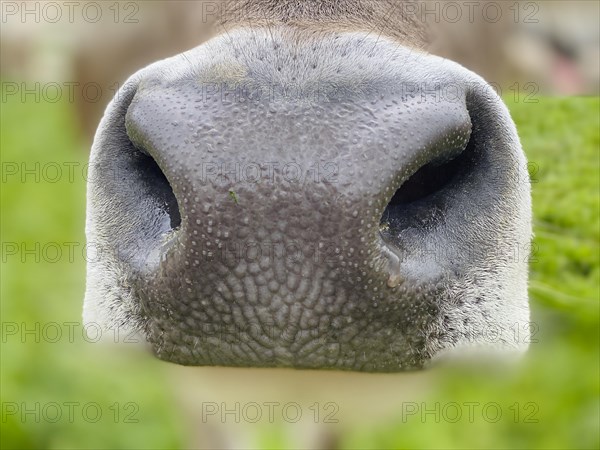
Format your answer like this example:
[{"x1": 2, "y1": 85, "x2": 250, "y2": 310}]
[{"x1": 83, "y1": 28, "x2": 531, "y2": 372}]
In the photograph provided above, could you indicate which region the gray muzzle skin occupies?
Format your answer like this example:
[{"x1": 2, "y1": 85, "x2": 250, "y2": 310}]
[{"x1": 83, "y1": 28, "x2": 531, "y2": 372}]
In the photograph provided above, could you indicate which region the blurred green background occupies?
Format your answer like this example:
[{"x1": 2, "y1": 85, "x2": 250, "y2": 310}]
[{"x1": 1, "y1": 91, "x2": 598, "y2": 449}]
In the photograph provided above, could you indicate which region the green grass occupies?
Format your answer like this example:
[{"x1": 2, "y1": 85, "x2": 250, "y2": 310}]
[
  {"x1": 0, "y1": 94, "x2": 185, "y2": 449},
  {"x1": 1, "y1": 93, "x2": 598, "y2": 449}
]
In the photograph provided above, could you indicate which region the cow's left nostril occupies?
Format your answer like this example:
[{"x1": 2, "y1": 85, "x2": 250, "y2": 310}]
[
  {"x1": 380, "y1": 112, "x2": 477, "y2": 241},
  {"x1": 128, "y1": 142, "x2": 181, "y2": 231},
  {"x1": 386, "y1": 135, "x2": 474, "y2": 207}
]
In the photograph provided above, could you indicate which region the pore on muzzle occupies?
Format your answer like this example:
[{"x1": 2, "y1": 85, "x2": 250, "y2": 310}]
[{"x1": 83, "y1": 29, "x2": 532, "y2": 372}]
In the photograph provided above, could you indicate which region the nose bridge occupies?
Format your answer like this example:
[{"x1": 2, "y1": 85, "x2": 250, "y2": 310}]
[{"x1": 128, "y1": 81, "x2": 470, "y2": 199}]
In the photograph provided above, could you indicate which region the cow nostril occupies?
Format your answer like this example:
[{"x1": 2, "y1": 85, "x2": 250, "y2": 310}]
[
  {"x1": 130, "y1": 145, "x2": 181, "y2": 231},
  {"x1": 380, "y1": 122, "x2": 477, "y2": 234},
  {"x1": 387, "y1": 144, "x2": 472, "y2": 207}
]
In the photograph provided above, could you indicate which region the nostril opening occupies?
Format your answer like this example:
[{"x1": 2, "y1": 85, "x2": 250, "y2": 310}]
[
  {"x1": 122, "y1": 89, "x2": 182, "y2": 235},
  {"x1": 130, "y1": 145, "x2": 181, "y2": 231},
  {"x1": 387, "y1": 143, "x2": 472, "y2": 206},
  {"x1": 380, "y1": 117, "x2": 479, "y2": 235}
]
